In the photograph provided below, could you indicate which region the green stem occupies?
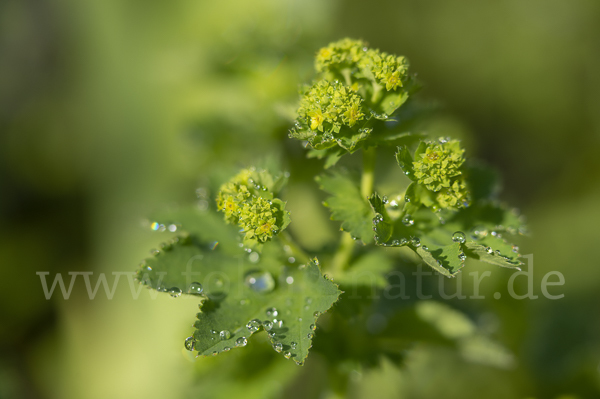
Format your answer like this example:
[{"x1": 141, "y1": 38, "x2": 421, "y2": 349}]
[
  {"x1": 279, "y1": 231, "x2": 310, "y2": 264},
  {"x1": 331, "y1": 147, "x2": 377, "y2": 275},
  {"x1": 341, "y1": 68, "x2": 352, "y2": 86},
  {"x1": 331, "y1": 233, "x2": 355, "y2": 275},
  {"x1": 361, "y1": 147, "x2": 376, "y2": 199}
]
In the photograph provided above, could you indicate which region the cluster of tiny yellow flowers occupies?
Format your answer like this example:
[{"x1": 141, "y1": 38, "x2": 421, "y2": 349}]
[
  {"x1": 239, "y1": 197, "x2": 278, "y2": 243},
  {"x1": 362, "y1": 51, "x2": 409, "y2": 91},
  {"x1": 315, "y1": 38, "x2": 367, "y2": 73},
  {"x1": 413, "y1": 140, "x2": 469, "y2": 209},
  {"x1": 216, "y1": 169, "x2": 283, "y2": 244},
  {"x1": 298, "y1": 80, "x2": 365, "y2": 134},
  {"x1": 315, "y1": 38, "x2": 410, "y2": 92}
]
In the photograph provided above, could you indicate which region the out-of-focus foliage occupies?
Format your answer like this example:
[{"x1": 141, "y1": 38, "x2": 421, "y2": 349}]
[{"x1": 1, "y1": 0, "x2": 599, "y2": 399}]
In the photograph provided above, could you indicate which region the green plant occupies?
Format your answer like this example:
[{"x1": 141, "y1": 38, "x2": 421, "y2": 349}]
[{"x1": 135, "y1": 38, "x2": 526, "y2": 369}]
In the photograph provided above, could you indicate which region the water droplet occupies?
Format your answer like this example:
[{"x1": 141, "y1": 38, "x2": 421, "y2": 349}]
[
  {"x1": 452, "y1": 231, "x2": 466, "y2": 243},
  {"x1": 187, "y1": 282, "x2": 203, "y2": 295},
  {"x1": 309, "y1": 324, "x2": 316, "y2": 331},
  {"x1": 248, "y1": 252, "x2": 260, "y2": 263},
  {"x1": 486, "y1": 247, "x2": 493, "y2": 254},
  {"x1": 184, "y1": 336, "x2": 195, "y2": 351},
  {"x1": 246, "y1": 319, "x2": 261, "y2": 333},
  {"x1": 273, "y1": 319, "x2": 283, "y2": 328},
  {"x1": 470, "y1": 226, "x2": 487, "y2": 240},
  {"x1": 402, "y1": 214, "x2": 414, "y2": 226},
  {"x1": 307, "y1": 332, "x2": 314, "y2": 339},
  {"x1": 150, "y1": 222, "x2": 160, "y2": 231},
  {"x1": 410, "y1": 237, "x2": 421, "y2": 247},
  {"x1": 150, "y1": 249, "x2": 160, "y2": 256},
  {"x1": 267, "y1": 331, "x2": 276, "y2": 338},
  {"x1": 266, "y1": 307, "x2": 278, "y2": 318},
  {"x1": 297, "y1": 317, "x2": 302, "y2": 322},
  {"x1": 288, "y1": 257, "x2": 295, "y2": 264},
  {"x1": 263, "y1": 320, "x2": 273, "y2": 331},
  {"x1": 245, "y1": 271, "x2": 275, "y2": 293},
  {"x1": 291, "y1": 342, "x2": 297, "y2": 349},
  {"x1": 313, "y1": 311, "x2": 320, "y2": 317},
  {"x1": 512, "y1": 245, "x2": 519, "y2": 253},
  {"x1": 422, "y1": 245, "x2": 429, "y2": 251},
  {"x1": 458, "y1": 252, "x2": 467, "y2": 261},
  {"x1": 235, "y1": 337, "x2": 247, "y2": 347},
  {"x1": 168, "y1": 287, "x2": 182, "y2": 298},
  {"x1": 284, "y1": 352, "x2": 292, "y2": 359},
  {"x1": 273, "y1": 342, "x2": 283, "y2": 352},
  {"x1": 286, "y1": 276, "x2": 294, "y2": 284},
  {"x1": 219, "y1": 330, "x2": 231, "y2": 340},
  {"x1": 223, "y1": 347, "x2": 231, "y2": 352}
]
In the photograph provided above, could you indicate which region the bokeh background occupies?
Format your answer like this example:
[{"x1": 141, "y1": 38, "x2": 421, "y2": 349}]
[{"x1": 1, "y1": 0, "x2": 599, "y2": 398}]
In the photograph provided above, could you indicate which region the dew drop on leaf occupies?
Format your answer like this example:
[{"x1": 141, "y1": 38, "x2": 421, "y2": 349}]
[
  {"x1": 262, "y1": 320, "x2": 273, "y2": 331},
  {"x1": 184, "y1": 336, "x2": 195, "y2": 351},
  {"x1": 452, "y1": 231, "x2": 466, "y2": 243},
  {"x1": 219, "y1": 330, "x2": 231, "y2": 340},
  {"x1": 245, "y1": 271, "x2": 275, "y2": 293},
  {"x1": 187, "y1": 282, "x2": 203, "y2": 295},
  {"x1": 265, "y1": 307, "x2": 278, "y2": 317},
  {"x1": 235, "y1": 337, "x2": 248, "y2": 347},
  {"x1": 273, "y1": 342, "x2": 283, "y2": 352},
  {"x1": 402, "y1": 214, "x2": 414, "y2": 226},
  {"x1": 168, "y1": 287, "x2": 182, "y2": 298},
  {"x1": 246, "y1": 319, "x2": 261, "y2": 333}
]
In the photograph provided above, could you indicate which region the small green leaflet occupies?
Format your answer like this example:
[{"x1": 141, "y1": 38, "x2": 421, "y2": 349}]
[
  {"x1": 317, "y1": 171, "x2": 374, "y2": 244},
  {"x1": 137, "y1": 239, "x2": 341, "y2": 364},
  {"x1": 368, "y1": 193, "x2": 525, "y2": 276}
]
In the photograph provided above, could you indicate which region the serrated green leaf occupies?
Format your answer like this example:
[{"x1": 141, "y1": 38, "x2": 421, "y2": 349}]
[
  {"x1": 138, "y1": 241, "x2": 340, "y2": 363},
  {"x1": 415, "y1": 242, "x2": 464, "y2": 277},
  {"x1": 317, "y1": 171, "x2": 374, "y2": 244},
  {"x1": 335, "y1": 251, "x2": 393, "y2": 289},
  {"x1": 464, "y1": 235, "x2": 522, "y2": 269},
  {"x1": 368, "y1": 193, "x2": 394, "y2": 243},
  {"x1": 306, "y1": 147, "x2": 345, "y2": 169},
  {"x1": 149, "y1": 207, "x2": 241, "y2": 255},
  {"x1": 395, "y1": 145, "x2": 416, "y2": 181}
]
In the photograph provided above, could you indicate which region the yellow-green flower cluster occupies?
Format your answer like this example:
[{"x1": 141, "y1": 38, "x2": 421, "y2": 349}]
[
  {"x1": 362, "y1": 50, "x2": 409, "y2": 91},
  {"x1": 435, "y1": 178, "x2": 469, "y2": 209},
  {"x1": 298, "y1": 80, "x2": 365, "y2": 134},
  {"x1": 239, "y1": 197, "x2": 278, "y2": 243},
  {"x1": 413, "y1": 140, "x2": 469, "y2": 209},
  {"x1": 314, "y1": 38, "x2": 410, "y2": 93},
  {"x1": 315, "y1": 38, "x2": 367, "y2": 73},
  {"x1": 216, "y1": 169, "x2": 253, "y2": 224},
  {"x1": 216, "y1": 169, "x2": 290, "y2": 247}
]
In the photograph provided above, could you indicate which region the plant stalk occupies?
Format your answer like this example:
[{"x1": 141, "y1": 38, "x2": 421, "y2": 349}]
[{"x1": 331, "y1": 147, "x2": 376, "y2": 275}]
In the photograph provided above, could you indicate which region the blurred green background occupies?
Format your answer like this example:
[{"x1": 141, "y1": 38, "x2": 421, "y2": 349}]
[{"x1": 1, "y1": 0, "x2": 599, "y2": 398}]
